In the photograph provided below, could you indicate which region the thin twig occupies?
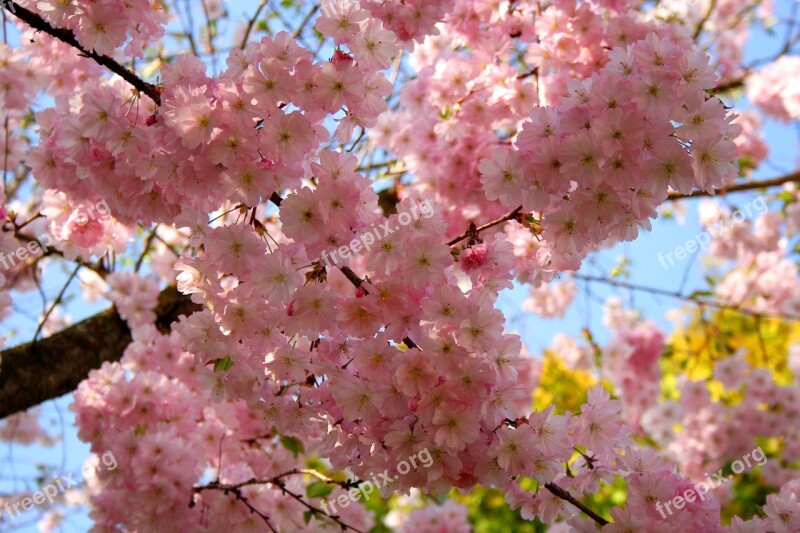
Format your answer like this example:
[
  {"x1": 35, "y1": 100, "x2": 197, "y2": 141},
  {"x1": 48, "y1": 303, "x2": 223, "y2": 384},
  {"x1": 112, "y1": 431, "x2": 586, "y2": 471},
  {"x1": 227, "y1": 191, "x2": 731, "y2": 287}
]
[
  {"x1": 192, "y1": 481, "x2": 278, "y2": 532},
  {"x1": 199, "y1": 0, "x2": 218, "y2": 74},
  {"x1": 193, "y1": 475, "x2": 364, "y2": 533},
  {"x1": 135, "y1": 225, "x2": 159, "y2": 272},
  {"x1": 573, "y1": 274, "x2": 800, "y2": 321},
  {"x1": 446, "y1": 206, "x2": 524, "y2": 246},
  {"x1": 693, "y1": 0, "x2": 718, "y2": 40},
  {"x1": 293, "y1": 4, "x2": 320, "y2": 39},
  {"x1": 240, "y1": 0, "x2": 269, "y2": 49},
  {"x1": 33, "y1": 264, "x2": 80, "y2": 342}
]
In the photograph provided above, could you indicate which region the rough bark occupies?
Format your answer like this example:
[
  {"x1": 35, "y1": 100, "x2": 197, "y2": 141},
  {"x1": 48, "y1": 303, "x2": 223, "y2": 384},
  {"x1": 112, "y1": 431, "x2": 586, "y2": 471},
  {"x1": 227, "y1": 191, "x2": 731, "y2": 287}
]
[{"x1": 0, "y1": 286, "x2": 198, "y2": 419}]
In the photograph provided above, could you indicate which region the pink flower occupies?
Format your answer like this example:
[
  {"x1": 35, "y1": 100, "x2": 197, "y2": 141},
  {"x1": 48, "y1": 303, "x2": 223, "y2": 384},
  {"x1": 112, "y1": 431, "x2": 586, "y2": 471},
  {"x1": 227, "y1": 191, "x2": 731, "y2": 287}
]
[
  {"x1": 478, "y1": 147, "x2": 527, "y2": 208},
  {"x1": 691, "y1": 135, "x2": 738, "y2": 193},
  {"x1": 491, "y1": 425, "x2": 535, "y2": 473},
  {"x1": 252, "y1": 249, "x2": 303, "y2": 305},
  {"x1": 315, "y1": 0, "x2": 369, "y2": 45},
  {"x1": 348, "y1": 20, "x2": 398, "y2": 71},
  {"x1": 242, "y1": 58, "x2": 296, "y2": 109},
  {"x1": 315, "y1": 61, "x2": 364, "y2": 113},
  {"x1": 523, "y1": 280, "x2": 576, "y2": 319},
  {"x1": 162, "y1": 86, "x2": 219, "y2": 150},
  {"x1": 394, "y1": 351, "x2": 438, "y2": 397},
  {"x1": 203, "y1": 224, "x2": 264, "y2": 276},
  {"x1": 261, "y1": 111, "x2": 317, "y2": 163},
  {"x1": 432, "y1": 403, "x2": 481, "y2": 450},
  {"x1": 107, "y1": 272, "x2": 160, "y2": 327},
  {"x1": 77, "y1": 4, "x2": 128, "y2": 56},
  {"x1": 764, "y1": 490, "x2": 800, "y2": 532},
  {"x1": 62, "y1": 209, "x2": 105, "y2": 248}
]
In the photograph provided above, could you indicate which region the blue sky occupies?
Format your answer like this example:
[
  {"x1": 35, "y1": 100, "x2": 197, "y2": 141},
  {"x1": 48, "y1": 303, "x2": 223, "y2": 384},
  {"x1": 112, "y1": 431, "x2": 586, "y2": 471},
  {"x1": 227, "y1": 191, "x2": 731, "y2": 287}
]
[{"x1": 1, "y1": 1, "x2": 798, "y2": 530}]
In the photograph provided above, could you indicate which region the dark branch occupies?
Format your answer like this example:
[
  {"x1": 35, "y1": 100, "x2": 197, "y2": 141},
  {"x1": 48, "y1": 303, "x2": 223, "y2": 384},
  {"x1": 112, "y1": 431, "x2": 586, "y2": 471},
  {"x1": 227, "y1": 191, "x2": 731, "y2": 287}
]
[
  {"x1": 5, "y1": 1, "x2": 162, "y2": 106},
  {"x1": 668, "y1": 170, "x2": 800, "y2": 200},
  {"x1": 447, "y1": 206, "x2": 524, "y2": 246},
  {"x1": 692, "y1": 0, "x2": 718, "y2": 40},
  {"x1": 193, "y1": 475, "x2": 365, "y2": 533},
  {"x1": 0, "y1": 286, "x2": 199, "y2": 418},
  {"x1": 711, "y1": 76, "x2": 745, "y2": 94},
  {"x1": 544, "y1": 482, "x2": 609, "y2": 526},
  {"x1": 239, "y1": 0, "x2": 269, "y2": 50}
]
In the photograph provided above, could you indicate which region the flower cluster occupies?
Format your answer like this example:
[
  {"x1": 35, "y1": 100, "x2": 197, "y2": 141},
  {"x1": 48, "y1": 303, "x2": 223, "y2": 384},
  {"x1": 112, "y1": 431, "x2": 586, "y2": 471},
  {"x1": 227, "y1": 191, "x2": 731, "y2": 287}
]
[
  {"x1": 26, "y1": 19, "x2": 398, "y2": 228},
  {"x1": 19, "y1": 0, "x2": 168, "y2": 57},
  {"x1": 747, "y1": 56, "x2": 800, "y2": 122},
  {"x1": 398, "y1": 499, "x2": 471, "y2": 533},
  {"x1": 375, "y1": 1, "x2": 740, "y2": 288},
  {"x1": 3, "y1": 0, "x2": 798, "y2": 531}
]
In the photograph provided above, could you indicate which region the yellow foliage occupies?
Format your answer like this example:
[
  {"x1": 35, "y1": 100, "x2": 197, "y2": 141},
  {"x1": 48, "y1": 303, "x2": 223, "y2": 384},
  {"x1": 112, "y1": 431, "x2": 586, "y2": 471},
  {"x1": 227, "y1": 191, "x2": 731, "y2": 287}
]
[
  {"x1": 666, "y1": 308, "x2": 799, "y2": 386},
  {"x1": 533, "y1": 352, "x2": 600, "y2": 413}
]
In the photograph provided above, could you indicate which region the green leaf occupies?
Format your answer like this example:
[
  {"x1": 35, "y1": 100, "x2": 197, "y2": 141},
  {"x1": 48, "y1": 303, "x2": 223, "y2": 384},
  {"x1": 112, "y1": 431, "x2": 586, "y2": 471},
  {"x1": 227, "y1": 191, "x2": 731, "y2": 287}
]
[
  {"x1": 280, "y1": 435, "x2": 304, "y2": 457},
  {"x1": 303, "y1": 510, "x2": 314, "y2": 525},
  {"x1": 737, "y1": 155, "x2": 755, "y2": 172},
  {"x1": 213, "y1": 355, "x2": 234, "y2": 372},
  {"x1": 306, "y1": 481, "x2": 333, "y2": 499},
  {"x1": 688, "y1": 290, "x2": 714, "y2": 299}
]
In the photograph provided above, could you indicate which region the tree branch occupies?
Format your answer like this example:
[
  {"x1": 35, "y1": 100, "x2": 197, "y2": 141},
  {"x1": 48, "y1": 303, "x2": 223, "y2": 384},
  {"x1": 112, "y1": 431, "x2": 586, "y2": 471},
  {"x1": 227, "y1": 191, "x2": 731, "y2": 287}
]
[
  {"x1": 446, "y1": 206, "x2": 524, "y2": 246},
  {"x1": 5, "y1": 1, "x2": 162, "y2": 106},
  {"x1": 239, "y1": 0, "x2": 269, "y2": 50},
  {"x1": 191, "y1": 479, "x2": 279, "y2": 532},
  {"x1": 573, "y1": 274, "x2": 799, "y2": 321},
  {"x1": 668, "y1": 170, "x2": 800, "y2": 200},
  {"x1": 693, "y1": 0, "x2": 718, "y2": 40},
  {"x1": 193, "y1": 475, "x2": 365, "y2": 533},
  {"x1": 0, "y1": 286, "x2": 199, "y2": 418},
  {"x1": 544, "y1": 482, "x2": 609, "y2": 526}
]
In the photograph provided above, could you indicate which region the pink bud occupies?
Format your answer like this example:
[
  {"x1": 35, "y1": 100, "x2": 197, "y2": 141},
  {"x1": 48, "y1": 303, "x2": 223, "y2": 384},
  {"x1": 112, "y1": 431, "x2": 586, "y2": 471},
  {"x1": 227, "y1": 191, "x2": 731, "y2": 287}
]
[{"x1": 332, "y1": 49, "x2": 354, "y2": 67}]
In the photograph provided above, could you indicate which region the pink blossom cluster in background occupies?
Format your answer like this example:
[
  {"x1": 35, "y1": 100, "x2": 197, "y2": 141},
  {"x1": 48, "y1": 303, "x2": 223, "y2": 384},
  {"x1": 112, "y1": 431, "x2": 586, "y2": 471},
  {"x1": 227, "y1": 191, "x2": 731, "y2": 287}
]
[{"x1": 747, "y1": 56, "x2": 800, "y2": 122}]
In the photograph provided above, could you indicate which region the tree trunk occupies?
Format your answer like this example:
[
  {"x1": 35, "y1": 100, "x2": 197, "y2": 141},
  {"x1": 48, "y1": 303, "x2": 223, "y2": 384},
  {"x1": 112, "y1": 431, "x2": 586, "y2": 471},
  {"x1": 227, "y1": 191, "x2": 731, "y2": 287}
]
[{"x1": 0, "y1": 286, "x2": 198, "y2": 419}]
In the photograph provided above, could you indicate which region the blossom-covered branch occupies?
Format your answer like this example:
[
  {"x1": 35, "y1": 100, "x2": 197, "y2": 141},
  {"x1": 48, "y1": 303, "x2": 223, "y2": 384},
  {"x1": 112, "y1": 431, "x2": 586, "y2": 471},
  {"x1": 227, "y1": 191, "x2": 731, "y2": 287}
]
[
  {"x1": 192, "y1": 474, "x2": 365, "y2": 533},
  {"x1": 4, "y1": 1, "x2": 162, "y2": 105}
]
